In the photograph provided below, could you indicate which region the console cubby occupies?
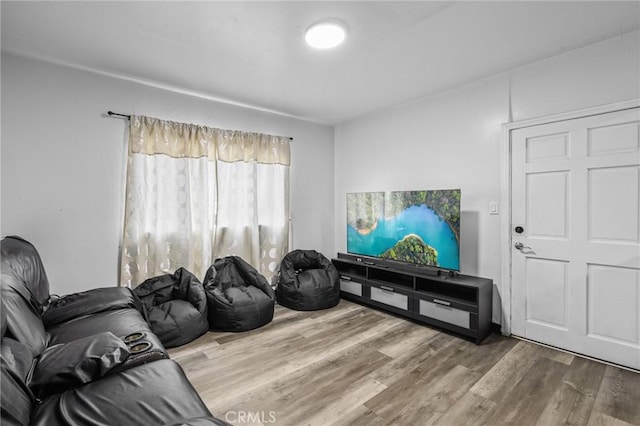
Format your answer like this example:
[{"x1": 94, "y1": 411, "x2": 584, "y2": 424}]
[
  {"x1": 368, "y1": 268, "x2": 414, "y2": 289},
  {"x1": 337, "y1": 262, "x2": 367, "y2": 279},
  {"x1": 415, "y1": 278, "x2": 477, "y2": 305},
  {"x1": 333, "y1": 253, "x2": 493, "y2": 344}
]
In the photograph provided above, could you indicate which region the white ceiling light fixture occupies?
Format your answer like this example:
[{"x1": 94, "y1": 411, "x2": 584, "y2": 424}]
[{"x1": 305, "y1": 20, "x2": 347, "y2": 49}]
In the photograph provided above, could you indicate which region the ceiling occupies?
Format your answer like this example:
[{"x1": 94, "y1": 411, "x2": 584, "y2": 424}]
[{"x1": 2, "y1": 1, "x2": 639, "y2": 125}]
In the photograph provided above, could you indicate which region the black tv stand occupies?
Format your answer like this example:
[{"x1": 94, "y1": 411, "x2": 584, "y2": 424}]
[{"x1": 332, "y1": 253, "x2": 493, "y2": 344}]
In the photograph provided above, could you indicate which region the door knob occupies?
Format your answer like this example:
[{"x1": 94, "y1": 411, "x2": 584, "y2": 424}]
[{"x1": 514, "y1": 241, "x2": 531, "y2": 250}]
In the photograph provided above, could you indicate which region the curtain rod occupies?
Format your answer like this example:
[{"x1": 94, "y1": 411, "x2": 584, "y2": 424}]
[
  {"x1": 106, "y1": 110, "x2": 293, "y2": 141},
  {"x1": 107, "y1": 111, "x2": 130, "y2": 120}
]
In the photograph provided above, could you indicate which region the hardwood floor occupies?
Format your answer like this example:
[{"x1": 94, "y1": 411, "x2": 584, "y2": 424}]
[{"x1": 168, "y1": 300, "x2": 640, "y2": 426}]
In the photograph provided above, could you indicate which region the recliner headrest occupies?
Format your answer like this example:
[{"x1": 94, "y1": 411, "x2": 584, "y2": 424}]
[{"x1": 1, "y1": 236, "x2": 51, "y2": 310}]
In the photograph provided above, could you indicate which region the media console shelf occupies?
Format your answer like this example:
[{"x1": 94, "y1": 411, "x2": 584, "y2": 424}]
[{"x1": 332, "y1": 253, "x2": 493, "y2": 344}]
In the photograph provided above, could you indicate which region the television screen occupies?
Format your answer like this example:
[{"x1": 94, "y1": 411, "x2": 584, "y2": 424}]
[{"x1": 347, "y1": 190, "x2": 460, "y2": 271}]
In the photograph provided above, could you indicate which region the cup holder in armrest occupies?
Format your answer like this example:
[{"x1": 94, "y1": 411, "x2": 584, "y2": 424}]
[
  {"x1": 123, "y1": 332, "x2": 145, "y2": 344},
  {"x1": 129, "y1": 341, "x2": 152, "y2": 354},
  {"x1": 114, "y1": 331, "x2": 168, "y2": 373}
]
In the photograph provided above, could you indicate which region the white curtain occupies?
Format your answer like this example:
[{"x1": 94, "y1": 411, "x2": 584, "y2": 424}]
[{"x1": 120, "y1": 115, "x2": 290, "y2": 287}]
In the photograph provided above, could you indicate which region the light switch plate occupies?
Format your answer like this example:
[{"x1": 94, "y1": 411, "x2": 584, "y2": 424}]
[{"x1": 489, "y1": 202, "x2": 499, "y2": 215}]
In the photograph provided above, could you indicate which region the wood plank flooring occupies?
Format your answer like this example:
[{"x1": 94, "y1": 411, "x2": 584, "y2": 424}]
[{"x1": 168, "y1": 300, "x2": 640, "y2": 426}]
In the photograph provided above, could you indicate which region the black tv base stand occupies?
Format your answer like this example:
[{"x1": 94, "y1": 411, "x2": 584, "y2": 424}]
[{"x1": 332, "y1": 253, "x2": 493, "y2": 344}]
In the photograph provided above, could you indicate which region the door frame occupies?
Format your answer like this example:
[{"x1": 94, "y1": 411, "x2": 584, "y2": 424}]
[{"x1": 499, "y1": 98, "x2": 640, "y2": 336}]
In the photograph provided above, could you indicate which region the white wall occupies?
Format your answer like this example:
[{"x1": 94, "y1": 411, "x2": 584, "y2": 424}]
[
  {"x1": 3, "y1": 29, "x2": 637, "y2": 310},
  {"x1": 1, "y1": 53, "x2": 334, "y2": 296},
  {"x1": 334, "y1": 30, "x2": 640, "y2": 324}
]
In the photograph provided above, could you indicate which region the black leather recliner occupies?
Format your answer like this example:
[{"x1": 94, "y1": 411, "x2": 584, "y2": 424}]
[
  {"x1": 133, "y1": 267, "x2": 209, "y2": 348},
  {"x1": 203, "y1": 256, "x2": 275, "y2": 332},
  {"x1": 1, "y1": 236, "x2": 161, "y2": 356},
  {"x1": 0, "y1": 236, "x2": 226, "y2": 426},
  {"x1": 276, "y1": 249, "x2": 340, "y2": 311}
]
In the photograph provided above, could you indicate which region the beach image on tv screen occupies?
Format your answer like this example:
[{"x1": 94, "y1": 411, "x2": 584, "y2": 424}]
[{"x1": 347, "y1": 190, "x2": 460, "y2": 270}]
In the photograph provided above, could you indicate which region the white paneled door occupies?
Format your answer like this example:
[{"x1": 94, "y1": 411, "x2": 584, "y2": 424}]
[{"x1": 511, "y1": 107, "x2": 640, "y2": 370}]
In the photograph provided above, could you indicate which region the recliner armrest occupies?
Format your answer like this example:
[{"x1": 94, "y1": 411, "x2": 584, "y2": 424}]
[
  {"x1": 43, "y1": 287, "x2": 143, "y2": 328},
  {"x1": 29, "y1": 332, "x2": 130, "y2": 400}
]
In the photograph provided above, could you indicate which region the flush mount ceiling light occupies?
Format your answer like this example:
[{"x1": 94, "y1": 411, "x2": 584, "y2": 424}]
[{"x1": 305, "y1": 20, "x2": 347, "y2": 49}]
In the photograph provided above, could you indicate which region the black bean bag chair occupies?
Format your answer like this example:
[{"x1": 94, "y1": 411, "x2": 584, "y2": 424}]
[
  {"x1": 133, "y1": 268, "x2": 208, "y2": 348},
  {"x1": 203, "y1": 256, "x2": 275, "y2": 332},
  {"x1": 276, "y1": 249, "x2": 340, "y2": 311}
]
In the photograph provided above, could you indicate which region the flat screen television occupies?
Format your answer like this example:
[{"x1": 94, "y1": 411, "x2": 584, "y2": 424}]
[{"x1": 346, "y1": 189, "x2": 460, "y2": 271}]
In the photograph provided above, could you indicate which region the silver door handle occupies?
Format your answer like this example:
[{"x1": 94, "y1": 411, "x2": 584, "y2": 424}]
[{"x1": 514, "y1": 241, "x2": 531, "y2": 250}]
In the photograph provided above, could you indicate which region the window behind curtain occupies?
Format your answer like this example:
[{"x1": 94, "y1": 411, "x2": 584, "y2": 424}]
[{"x1": 120, "y1": 115, "x2": 290, "y2": 287}]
